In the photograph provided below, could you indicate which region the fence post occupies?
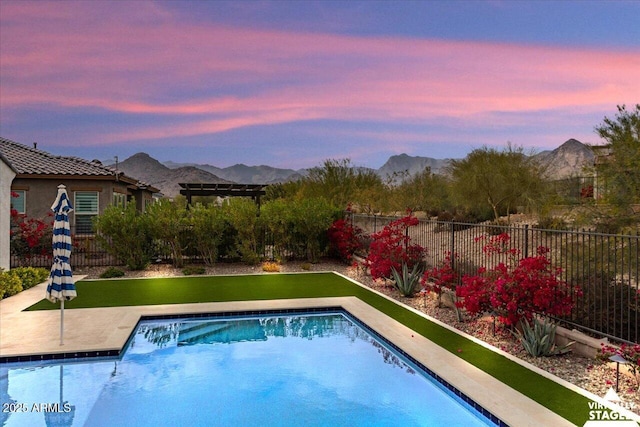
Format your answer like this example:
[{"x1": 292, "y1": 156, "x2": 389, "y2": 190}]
[
  {"x1": 450, "y1": 221, "x2": 456, "y2": 270},
  {"x1": 405, "y1": 224, "x2": 409, "y2": 253},
  {"x1": 523, "y1": 224, "x2": 529, "y2": 258}
]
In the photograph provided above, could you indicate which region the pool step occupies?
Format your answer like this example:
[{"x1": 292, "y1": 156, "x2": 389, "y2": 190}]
[{"x1": 177, "y1": 320, "x2": 267, "y2": 345}]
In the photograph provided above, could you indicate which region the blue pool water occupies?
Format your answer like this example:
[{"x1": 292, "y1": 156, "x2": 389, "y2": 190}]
[{"x1": 1, "y1": 311, "x2": 498, "y2": 426}]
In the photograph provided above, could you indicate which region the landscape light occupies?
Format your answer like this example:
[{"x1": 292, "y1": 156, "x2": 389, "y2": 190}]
[{"x1": 608, "y1": 354, "x2": 628, "y2": 392}]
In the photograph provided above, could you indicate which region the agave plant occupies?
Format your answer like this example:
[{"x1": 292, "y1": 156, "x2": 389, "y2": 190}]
[
  {"x1": 391, "y1": 262, "x2": 424, "y2": 297},
  {"x1": 514, "y1": 317, "x2": 574, "y2": 357}
]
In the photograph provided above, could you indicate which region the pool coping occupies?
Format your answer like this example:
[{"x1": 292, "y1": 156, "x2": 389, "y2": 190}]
[{"x1": 1, "y1": 272, "x2": 639, "y2": 426}]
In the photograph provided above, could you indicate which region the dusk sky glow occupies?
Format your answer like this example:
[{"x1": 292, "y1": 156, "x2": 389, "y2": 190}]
[{"x1": 1, "y1": 1, "x2": 639, "y2": 169}]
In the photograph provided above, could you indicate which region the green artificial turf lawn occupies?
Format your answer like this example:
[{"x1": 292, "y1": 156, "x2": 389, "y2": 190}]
[{"x1": 27, "y1": 271, "x2": 595, "y2": 425}]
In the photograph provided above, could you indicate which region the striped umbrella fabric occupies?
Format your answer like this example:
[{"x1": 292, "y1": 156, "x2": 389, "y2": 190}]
[{"x1": 46, "y1": 184, "x2": 76, "y2": 345}]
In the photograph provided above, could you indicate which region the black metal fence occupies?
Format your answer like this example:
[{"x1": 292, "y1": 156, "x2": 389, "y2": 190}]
[
  {"x1": 10, "y1": 227, "x2": 119, "y2": 269},
  {"x1": 348, "y1": 213, "x2": 639, "y2": 345},
  {"x1": 9, "y1": 225, "x2": 313, "y2": 269},
  {"x1": 12, "y1": 215, "x2": 638, "y2": 344}
]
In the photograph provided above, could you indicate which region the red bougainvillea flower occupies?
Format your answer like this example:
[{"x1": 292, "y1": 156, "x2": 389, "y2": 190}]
[{"x1": 364, "y1": 214, "x2": 425, "y2": 280}]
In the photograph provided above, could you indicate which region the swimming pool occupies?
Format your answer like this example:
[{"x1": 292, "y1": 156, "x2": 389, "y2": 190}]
[{"x1": 1, "y1": 310, "x2": 500, "y2": 426}]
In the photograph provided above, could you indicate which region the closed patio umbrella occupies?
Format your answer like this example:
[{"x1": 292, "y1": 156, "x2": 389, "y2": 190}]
[{"x1": 46, "y1": 184, "x2": 76, "y2": 345}]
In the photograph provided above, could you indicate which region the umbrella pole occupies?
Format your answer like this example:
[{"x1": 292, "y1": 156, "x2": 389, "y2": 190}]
[
  {"x1": 59, "y1": 365, "x2": 63, "y2": 405},
  {"x1": 60, "y1": 299, "x2": 64, "y2": 346}
]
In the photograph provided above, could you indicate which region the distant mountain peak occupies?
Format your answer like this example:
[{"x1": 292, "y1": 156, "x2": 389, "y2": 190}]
[
  {"x1": 116, "y1": 139, "x2": 594, "y2": 196},
  {"x1": 117, "y1": 153, "x2": 229, "y2": 197},
  {"x1": 534, "y1": 138, "x2": 594, "y2": 179},
  {"x1": 378, "y1": 154, "x2": 450, "y2": 183}
]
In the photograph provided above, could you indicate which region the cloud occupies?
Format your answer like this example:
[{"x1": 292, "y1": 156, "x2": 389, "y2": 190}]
[{"x1": 1, "y1": 1, "x2": 639, "y2": 155}]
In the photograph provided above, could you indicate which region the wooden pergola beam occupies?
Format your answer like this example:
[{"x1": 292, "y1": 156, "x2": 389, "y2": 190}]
[{"x1": 178, "y1": 183, "x2": 268, "y2": 208}]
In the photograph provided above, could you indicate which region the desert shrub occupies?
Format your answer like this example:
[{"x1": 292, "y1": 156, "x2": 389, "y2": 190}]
[
  {"x1": 289, "y1": 197, "x2": 338, "y2": 262},
  {"x1": 224, "y1": 198, "x2": 261, "y2": 265},
  {"x1": 575, "y1": 276, "x2": 638, "y2": 343},
  {"x1": 261, "y1": 261, "x2": 281, "y2": 272},
  {"x1": 9, "y1": 267, "x2": 49, "y2": 289},
  {"x1": 189, "y1": 203, "x2": 228, "y2": 265},
  {"x1": 0, "y1": 269, "x2": 23, "y2": 299},
  {"x1": 435, "y1": 209, "x2": 483, "y2": 231},
  {"x1": 437, "y1": 211, "x2": 454, "y2": 222},
  {"x1": 99, "y1": 267, "x2": 125, "y2": 279},
  {"x1": 567, "y1": 234, "x2": 638, "y2": 341},
  {"x1": 146, "y1": 199, "x2": 190, "y2": 268},
  {"x1": 94, "y1": 202, "x2": 156, "y2": 270},
  {"x1": 260, "y1": 199, "x2": 293, "y2": 261},
  {"x1": 535, "y1": 216, "x2": 568, "y2": 231},
  {"x1": 261, "y1": 198, "x2": 339, "y2": 262},
  {"x1": 182, "y1": 266, "x2": 206, "y2": 276},
  {"x1": 484, "y1": 219, "x2": 510, "y2": 236}
]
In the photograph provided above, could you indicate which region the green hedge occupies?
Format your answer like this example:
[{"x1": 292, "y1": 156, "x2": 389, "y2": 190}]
[
  {"x1": 0, "y1": 267, "x2": 49, "y2": 299},
  {"x1": 94, "y1": 198, "x2": 342, "y2": 267}
]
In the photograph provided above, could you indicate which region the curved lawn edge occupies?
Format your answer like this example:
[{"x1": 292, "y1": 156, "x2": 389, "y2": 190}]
[{"x1": 27, "y1": 271, "x2": 595, "y2": 425}]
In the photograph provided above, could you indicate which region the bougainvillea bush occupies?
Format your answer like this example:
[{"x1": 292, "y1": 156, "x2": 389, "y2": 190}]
[
  {"x1": 364, "y1": 214, "x2": 426, "y2": 281},
  {"x1": 421, "y1": 251, "x2": 459, "y2": 297},
  {"x1": 327, "y1": 218, "x2": 364, "y2": 263},
  {"x1": 10, "y1": 194, "x2": 54, "y2": 261},
  {"x1": 456, "y1": 234, "x2": 580, "y2": 326}
]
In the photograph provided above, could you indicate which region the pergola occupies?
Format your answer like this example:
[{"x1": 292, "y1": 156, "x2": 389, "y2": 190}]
[{"x1": 179, "y1": 183, "x2": 268, "y2": 208}]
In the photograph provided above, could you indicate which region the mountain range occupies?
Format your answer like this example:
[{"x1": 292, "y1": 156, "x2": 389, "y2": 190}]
[{"x1": 114, "y1": 139, "x2": 595, "y2": 197}]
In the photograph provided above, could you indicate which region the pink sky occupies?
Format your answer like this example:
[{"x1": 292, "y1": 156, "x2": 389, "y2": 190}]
[{"x1": 1, "y1": 1, "x2": 639, "y2": 168}]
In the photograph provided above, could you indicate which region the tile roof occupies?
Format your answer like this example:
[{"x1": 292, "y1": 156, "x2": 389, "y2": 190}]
[
  {"x1": 0, "y1": 137, "x2": 159, "y2": 192},
  {"x1": 0, "y1": 137, "x2": 117, "y2": 176}
]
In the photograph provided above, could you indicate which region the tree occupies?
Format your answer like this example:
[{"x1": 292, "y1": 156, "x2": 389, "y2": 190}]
[
  {"x1": 146, "y1": 199, "x2": 190, "y2": 268},
  {"x1": 189, "y1": 203, "x2": 229, "y2": 265},
  {"x1": 301, "y1": 159, "x2": 388, "y2": 211},
  {"x1": 594, "y1": 104, "x2": 640, "y2": 218},
  {"x1": 224, "y1": 198, "x2": 261, "y2": 264},
  {"x1": 447, "y1": 144, "x2": 546, "y2": 221},
  {"x1": 391, "y1": 167, "x2": 452, "y2": 214},
  {"x1": 94, "y1": 202, "x2": 155, "y2": 270}
]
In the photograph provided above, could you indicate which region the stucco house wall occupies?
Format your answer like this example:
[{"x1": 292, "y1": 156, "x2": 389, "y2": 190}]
[
  {"x1": 10, "y1": 177, "x2": 136, "y2": 227},
  {"x1": 1, "y1": 137, "x2": 159, "y2": 267},
  {"x1": 1, "y1": 154, "x2": 17, "y2": 270}
]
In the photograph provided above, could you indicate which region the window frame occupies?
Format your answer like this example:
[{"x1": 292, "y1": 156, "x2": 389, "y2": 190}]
[
  {"x1": 113, "y1": 192, "x2": 127, "y2": 208},
  {"x1": 74, "y1": 191, "x2": 99, "y2": 234},
  {"x1": 10, "y1": 190, "x2": 26, "y2": 214}
]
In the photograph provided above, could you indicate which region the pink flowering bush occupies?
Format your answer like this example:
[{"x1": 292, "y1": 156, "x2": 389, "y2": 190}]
[
  {"x1": 456, "y1": 267, "x2": 494, "y2": 315},
  {"x1": 456, "y1": 234, "x2": 580, "y2": 326},
  {"x1": 10, "y1": 192, "x2": 54, "y2": 261},
  {"x1": 365, "y1": 214, "x2": 426, "y2": 280},
  {"x1": 421, "y1": 251, "x2": 459, "y2": 297},
  {"x1": 327, "y1": 218, "x2": 364, "y2": 263}
]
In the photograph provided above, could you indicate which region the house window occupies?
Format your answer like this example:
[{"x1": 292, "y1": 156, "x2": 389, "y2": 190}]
[
  {"x1": 113, "y1": 192, "x2": 127, "y2": 208},
  {"x1": 10, "y1": 190, "x2": 26, "y2": 214},
  {"x1": 75, "y1": 191, "x2": 99, "y2": 234},
  {"x1": 144, "y1": 197, "x2": 155, "y2": 212}
]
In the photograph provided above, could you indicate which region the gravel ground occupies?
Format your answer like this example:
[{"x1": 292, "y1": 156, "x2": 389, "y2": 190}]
[{"x1": 75, "y1": 260, "x2": 640, "y2": 416}]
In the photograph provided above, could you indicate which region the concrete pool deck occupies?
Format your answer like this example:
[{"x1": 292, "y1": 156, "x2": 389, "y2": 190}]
[{"x1": 1, "y1": 274, "x2": 635, "y2": 426}]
